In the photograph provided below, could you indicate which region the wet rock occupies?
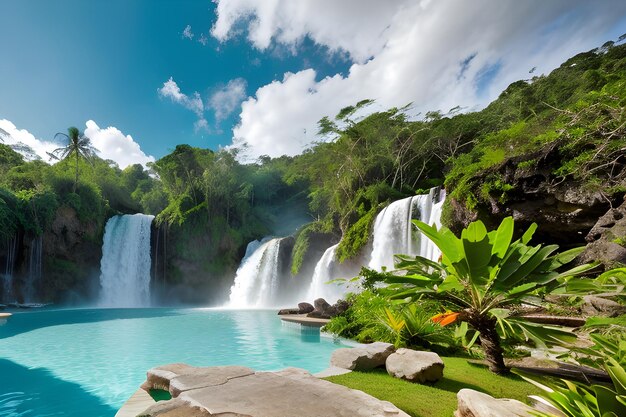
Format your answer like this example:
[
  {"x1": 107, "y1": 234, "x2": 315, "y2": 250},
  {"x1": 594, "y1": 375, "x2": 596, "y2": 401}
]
[
  {"x1": 331, "y1": 342, "x2": 396, "y2": 371},
  {"x1": 455, "y1": 388, "x2": 534, "y2": 417},
  {"x1": 298, "y1": 302, "x2": 315, "y2": 314},
  {"x1": 386, "y1": 349, "x2": 444, "y2": 383}
]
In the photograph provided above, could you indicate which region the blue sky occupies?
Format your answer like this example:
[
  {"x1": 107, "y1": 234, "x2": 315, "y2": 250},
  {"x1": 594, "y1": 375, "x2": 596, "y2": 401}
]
[
  {"x1": 1, "y1": 1, "x2": 625, "y2": 165},
  {"x1": 0, "y1": 0, "x2": 349, "y2": 159}
]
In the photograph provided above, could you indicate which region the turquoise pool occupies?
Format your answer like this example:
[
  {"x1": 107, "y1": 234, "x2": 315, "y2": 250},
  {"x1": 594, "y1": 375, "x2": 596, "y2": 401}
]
[{"x1": 0, "y1": 308, "x2": 350, "y2": 416}]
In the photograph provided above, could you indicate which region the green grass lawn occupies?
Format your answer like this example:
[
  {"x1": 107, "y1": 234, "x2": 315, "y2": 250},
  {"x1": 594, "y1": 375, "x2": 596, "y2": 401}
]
[{"x1": 324, "y1": 357, "x2": 540, "y2": 417}]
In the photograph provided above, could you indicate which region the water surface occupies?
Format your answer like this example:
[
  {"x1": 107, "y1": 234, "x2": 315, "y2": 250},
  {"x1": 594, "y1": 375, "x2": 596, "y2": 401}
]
[{"x1": 0, "y1": 308, "x2": 348, "y2": 417}]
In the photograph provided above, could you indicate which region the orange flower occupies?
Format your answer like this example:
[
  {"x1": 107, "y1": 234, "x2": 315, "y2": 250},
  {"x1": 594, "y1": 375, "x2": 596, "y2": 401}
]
[{"x1": 431, "y1": 311, "x2": 460, "y2": 326}]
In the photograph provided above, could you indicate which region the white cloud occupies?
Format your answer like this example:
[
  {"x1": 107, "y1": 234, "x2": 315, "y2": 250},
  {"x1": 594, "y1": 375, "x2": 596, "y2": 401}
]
[
  {"x1": 211, "y1": 0, "x2": 403, "y2": 63},
  {"x1": 84, "y1": 120, "x2": 155, "y2": 169},
  {"x1": 182, "y1": 24, "x2": 194, "y2": 40},
  {"x1": 0, "y1": 119, "x2": 154, "y2": 169},
  {"x1": 198, "y1": 33, "x2": 208, "y2": 46},
  {"x1": 0, "y1": 119, "x2": 58, "y2": 161},
  {"x1": 213, "y1": 0, "x2": 626, "y2": 159},
  {"x1": 208, "y1": 78, "x2": 247, "y2": 122},
  {"x1": 158, "y1": 77, "x2": 208, "y2": 131}
]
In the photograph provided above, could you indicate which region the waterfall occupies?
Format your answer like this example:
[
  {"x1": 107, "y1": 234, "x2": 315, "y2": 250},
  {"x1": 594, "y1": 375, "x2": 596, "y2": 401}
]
[
  {"x1": 228, "y1": 238, "x2": 284, "y2": 308},
  {"x1": 368, "y1": 187, "x2": 446, "y2": 271},
  {"x1": 23, "y1": 235, "x2": 43, "y2": 302},
  {"x1": 306, "y1": 244, "x2": 345, "y2": 304},
  {"x1": 99, "y1": 214, "x2": 154, "y2": 308},
  {"x1": 1, "y1": 235, "x2": 18, "y2": 303}
]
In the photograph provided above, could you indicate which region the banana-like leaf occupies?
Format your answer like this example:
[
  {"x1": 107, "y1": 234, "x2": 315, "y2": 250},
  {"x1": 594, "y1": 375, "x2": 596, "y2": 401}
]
[
  {"x1": 491, "y1": 216, "x2": 514, "y2": 259},
  {"x1": 521, "y1": 222, "x2": 538, "y2": 244}
]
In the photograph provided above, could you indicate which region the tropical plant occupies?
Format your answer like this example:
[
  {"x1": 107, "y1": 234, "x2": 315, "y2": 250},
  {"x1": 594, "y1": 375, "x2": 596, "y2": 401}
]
[
  {"x1": 364, "y1": 216, "x2": 597, "y2": 374},
  {"x1": 516, "y1": 333, "x2": 626, "y2": 417},
  {"x1": 49, "y1": 126, "x2": 98, "y2": 192}
]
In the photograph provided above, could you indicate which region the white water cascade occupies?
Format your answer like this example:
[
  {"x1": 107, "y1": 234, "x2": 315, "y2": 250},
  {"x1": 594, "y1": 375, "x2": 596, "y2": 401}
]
[
  {"x1": 368, "y1": 188, "x2": 446, "y2": 271},
  {"x1": 99, "y1": 214, "x2": 154, "y2": 307},
  {"x1": 23, "y1": 236, "x2": 43, "y2": 302},
  {"x1": 2, "y1": 235, "x2": 18, "y2": 303},
  {"x1": 228, "y1": 238, "x2": 284, "y2": 308},
  {"x1": 306, "y1": 244, "x2": 347, "y2": 304}
]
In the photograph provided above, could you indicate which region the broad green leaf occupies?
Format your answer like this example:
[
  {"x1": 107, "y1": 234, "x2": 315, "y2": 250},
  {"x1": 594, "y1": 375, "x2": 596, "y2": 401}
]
[
  {"x1": 521, "y1": 222, "x2": 538, "y2": 244},
  {"x1": 491, "y1": 216, "x2": 514, "y2": 259}
]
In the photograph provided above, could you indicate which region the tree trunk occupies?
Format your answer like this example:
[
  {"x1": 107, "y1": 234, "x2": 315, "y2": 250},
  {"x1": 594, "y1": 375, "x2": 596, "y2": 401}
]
[
  {"x1": 74, "y1": 152, "x2": 79, "y2": 193},
  {"x1": 471, "y1": 315, "x2": 508, "y2": 374}
]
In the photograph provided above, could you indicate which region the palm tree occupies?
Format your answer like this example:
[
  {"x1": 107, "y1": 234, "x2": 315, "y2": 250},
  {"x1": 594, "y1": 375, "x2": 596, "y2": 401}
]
[
  {"x1": 365, "y1": 217, "x2": 597, "y2": 374},
  {"x1": 49, "y1": 127, "x2": 98, "y2": 192}
]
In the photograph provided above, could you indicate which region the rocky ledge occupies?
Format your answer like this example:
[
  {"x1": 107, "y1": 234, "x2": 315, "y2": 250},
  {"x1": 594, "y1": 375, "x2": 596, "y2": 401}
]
[{"x1": 138, "y1": 364, "x2": 409, "y2": 417}]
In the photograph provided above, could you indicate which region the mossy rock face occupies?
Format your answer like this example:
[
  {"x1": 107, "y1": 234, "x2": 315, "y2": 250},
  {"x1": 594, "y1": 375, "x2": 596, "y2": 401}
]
[
  {"x1": 579, "y1": 198, "x2": 626, "y2": 269},
  {"x1": 446, "y1": 150, "x2": 616, "y2": 247}
]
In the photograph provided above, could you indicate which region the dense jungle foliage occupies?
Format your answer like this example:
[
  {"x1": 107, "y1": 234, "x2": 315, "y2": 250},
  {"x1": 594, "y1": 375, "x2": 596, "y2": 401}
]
[{"x1": 1, "y1": 39, "x2": 625, "y2": 297}]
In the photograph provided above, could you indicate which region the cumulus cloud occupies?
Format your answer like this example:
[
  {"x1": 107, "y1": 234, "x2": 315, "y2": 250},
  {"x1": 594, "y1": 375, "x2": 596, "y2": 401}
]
[
  {"x1": 158, "y1": 77, "x2": 208, "y2": 131},
  {"x1": 0, "y1": 119, "x2": 59, "y2": 161},
  {"x1": 208, "y1": 78, "x2": 247, "y2": 122},
  {"x1": 84, "y1": 120, "x2": 155, "y2": 169},
  {"x1": 212, "y1": 0, "x2": 626, "y2": 159},
  {"x1": 0, "y1": 119, "x2": 154, "y2": 169}
]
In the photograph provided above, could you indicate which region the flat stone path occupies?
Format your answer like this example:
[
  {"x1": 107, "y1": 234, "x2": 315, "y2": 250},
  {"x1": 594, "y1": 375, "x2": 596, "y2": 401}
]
[{"x1": 115, "y1": 389, "x2": 155, "y2": 417}]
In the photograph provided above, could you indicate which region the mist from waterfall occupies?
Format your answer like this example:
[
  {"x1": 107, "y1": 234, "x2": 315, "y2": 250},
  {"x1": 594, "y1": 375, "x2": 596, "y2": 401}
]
[
  {"x1": 368, "y1": 187, "x2": 446, "y2": 271},
  {"x1": 99, "y1": 214, "x2": 154, "y2": 308}
]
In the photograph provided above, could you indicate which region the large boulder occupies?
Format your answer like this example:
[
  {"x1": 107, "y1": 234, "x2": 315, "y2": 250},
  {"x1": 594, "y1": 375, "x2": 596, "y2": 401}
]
[
  {"x1": 331, "y1": 342, "x2": 396, "y2": 370},
  {"x1": 386, "y1": 349, "x2": 444, "y2": 383},
  {"x1": 307, "y1": 298, "x2": 350, "y2": 319},
  {"x1": 136, "y1": 364, "x2": 410, "y2": 417},
  {"x1": 455, "y1": 389, "x2": 534, "y2": 417},
  {"x1": 298, "y1": 302, "x2": 315, "y2": 314}
]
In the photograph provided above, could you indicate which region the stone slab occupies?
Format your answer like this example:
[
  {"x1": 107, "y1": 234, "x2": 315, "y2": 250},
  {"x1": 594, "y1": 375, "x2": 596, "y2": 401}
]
[
  {"x1": 280, "y1": 314, "x2": 330, "y2": 327},
  {"x1": 134, "y1": 364, "x2": 409, "y2": 417}
]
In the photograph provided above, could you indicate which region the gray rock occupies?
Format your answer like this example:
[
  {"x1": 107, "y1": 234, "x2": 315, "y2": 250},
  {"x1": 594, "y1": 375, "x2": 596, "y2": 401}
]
[
  {"x1": 135, "y1": 364, "x2": 410, "y2": 417},
  {"x1": 331, "y1": 342, "x2": 396, "y2": 370},
  {"x1": 277, "y1": 308, "x2": 300, "y2": 315},
  {"x1": 582, "y1": 295, "x2": 626, "y2": 318},
  {"x1": 298, "y1": 302, "x2": 315, "y2": 314},
  {"x1": 455, "y1": 389, "x2": 534, "y2": 417},
  {"x1": 386, "y1": 349, "x2": 444, "y2": 383}
]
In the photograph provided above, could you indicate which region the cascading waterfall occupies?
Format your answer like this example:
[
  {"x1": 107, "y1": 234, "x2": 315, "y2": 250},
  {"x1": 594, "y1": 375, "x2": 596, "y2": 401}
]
[
  {"x1": 306, "y1": 244, "x2": 345, "y2": 304},
  {"x1": 99, "y1": 214, "x2": 154, "y2": 307},
  {"x1": 1, "y1": 235, "x2": 18, "y2": 303},
  {"x1": 368, "y1": 187, "x2": 446, "y2": 271},
  {"x1": 228, "y1": 187, "x2": 446, "y2": 308},
  {"x1": 228, "y1": 238, "x2": 284, "y2": 308},
  {"x1": 23, "y1": 236, "x2": 43, "y2": 303}
]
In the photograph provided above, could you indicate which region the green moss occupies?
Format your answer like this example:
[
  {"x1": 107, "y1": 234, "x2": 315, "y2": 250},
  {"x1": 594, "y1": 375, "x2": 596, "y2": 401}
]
[
  {"x1": 291, "y1": 222, "x2": 319, "y2": 275},
  {"x1": 336, "y1": 207, "x2": 378, "y2": 262},
  {"x1": 324, "y1": 357, "x2": 540, "y2": 417},
  {"x1": 613, "y1": 236, "x2": 626, "y2": 247}
]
